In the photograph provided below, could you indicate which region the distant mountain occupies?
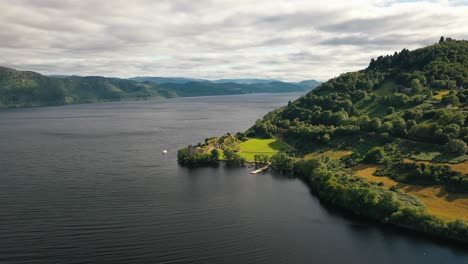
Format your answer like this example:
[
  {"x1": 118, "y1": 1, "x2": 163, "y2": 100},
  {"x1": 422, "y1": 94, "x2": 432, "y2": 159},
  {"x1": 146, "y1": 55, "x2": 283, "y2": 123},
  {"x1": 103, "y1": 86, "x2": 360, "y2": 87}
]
[
  {"x1": 211, "y1": 78, "x2": 279, "y2": 84},
  {"x1": 130, "y1": 76, "x2": 322, "y2": 89},
  {"x1": 129, "y1": 77, "x2": 281, "y2": 85},
  {"x1": 295, "y1": 79, "x2": 322, "y2": 89},
  {"x1": 0, "y1": 66, "x2": 321, "y2": 108},
  {"x1": 0, "y1": 67, "x2": 176, "y2": 108},
  {"x1": 161, "y1": 81, "x2": 309, "y2": 97},
  {"x1": 48, "y1": 75, "x2": 73, "y2": 78},
  {"x1": 129, "y1": 77, "x2": 207, "y2": 84}
]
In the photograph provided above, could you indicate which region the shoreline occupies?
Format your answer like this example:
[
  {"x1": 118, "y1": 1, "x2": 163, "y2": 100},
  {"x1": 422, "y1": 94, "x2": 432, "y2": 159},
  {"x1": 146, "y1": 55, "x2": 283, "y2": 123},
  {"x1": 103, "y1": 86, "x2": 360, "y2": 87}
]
[
  {"x1": 299, "y1": 174, "x2": 468, "y2": 245},
  {"x1": 178, "y1": 158, "x2": 468, "y2": 245}
]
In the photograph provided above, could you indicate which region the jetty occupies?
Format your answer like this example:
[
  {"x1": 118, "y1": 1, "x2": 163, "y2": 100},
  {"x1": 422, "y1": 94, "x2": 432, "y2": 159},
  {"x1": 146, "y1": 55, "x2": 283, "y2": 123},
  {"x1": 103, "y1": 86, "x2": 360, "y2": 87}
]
[{"x1": 251, "y1": 165, "x2": 270, "y2": 174}]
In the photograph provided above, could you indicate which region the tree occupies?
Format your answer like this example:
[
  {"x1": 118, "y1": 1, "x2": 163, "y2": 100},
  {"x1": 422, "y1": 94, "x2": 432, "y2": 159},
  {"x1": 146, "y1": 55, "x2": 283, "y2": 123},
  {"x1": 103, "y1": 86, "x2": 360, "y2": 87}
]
[
  {"x1": 369, "y1": 118, "x2": 382, "y2": 132},
  {"x1": 389, "y1": 94, "x2": 409, "y2": 107},
  {"x1": 444, "y1": 139, "x2": 467, "y2": 155},
  {"x1": 254, "y1": 154, "x2": 270, "y2": 165},
  {"x1": 322, "y1": 133, "x2": 331, "y2": 143},
  {"x1": 363, "y1": 147, "x2": 386, "y2": 164},
  {"x1": 224, "y1": 149, "x2": 246, "y2": 166},
  {"x1": 442, "y1": 94, "x2": 460, "y2": 105},
  {"x1": 391, "y1": 117, "x2": 407, "y2": 137},
  {"x1": 410, "y1": 79, "x2": 423, "y2": 94},
  {"x1": 377, "y1": 192, "x2": 401, "y2": 218},
  {"x1": 211, "y1": 149, "x2": 220, "y2": 161},
  {"x1": 270, "y1": 153, "x2": 294, "y2": 172},
  {"x1": 235, "y1": 132, "x2": 246, "y2": 140},
  {"x1": 439, "y1": 36, "x2": 445, "y2": 44},
  {"x1": 357, "y1": 115, "x2": 371, "y2": 130}
]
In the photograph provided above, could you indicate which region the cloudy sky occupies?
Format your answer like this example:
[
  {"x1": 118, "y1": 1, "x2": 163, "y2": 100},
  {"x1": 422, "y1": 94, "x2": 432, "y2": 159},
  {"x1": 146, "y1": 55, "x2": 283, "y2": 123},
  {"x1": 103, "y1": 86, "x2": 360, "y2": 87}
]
[{"x1": 1, "y1": 0, "x2": 467, "y2": 81}]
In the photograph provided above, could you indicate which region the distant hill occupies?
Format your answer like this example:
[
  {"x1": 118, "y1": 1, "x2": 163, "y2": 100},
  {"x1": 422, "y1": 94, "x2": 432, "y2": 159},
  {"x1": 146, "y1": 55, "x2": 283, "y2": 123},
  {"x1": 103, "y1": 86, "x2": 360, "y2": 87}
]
[
  {"x1": 130, "y1": 77, "x2": 322, "y2": 97},
  {"x1": 295, "y1": 79, "x2": 322, "y2": 89},
  {"x1": 129, "y1": 77, "x2": 282, "y2": 85},
  {"x1": 131, "y1": 77, "x2": 322, "y2": 88},
  {"x1": 160, "y1": 81, "x2": 311, "y2": 97},
  {"x1": 211, "y1": 78, "x2": 279, "y2": 84},
  {"x1": 0, "y1": 66, "x2": 177, "y2": 107},
  {"x1": 0, "y1": 67, "x2": 321, "y2": 108},
  {"x1": 129, "y1": 77, "x2": 207, "y2": 84}
]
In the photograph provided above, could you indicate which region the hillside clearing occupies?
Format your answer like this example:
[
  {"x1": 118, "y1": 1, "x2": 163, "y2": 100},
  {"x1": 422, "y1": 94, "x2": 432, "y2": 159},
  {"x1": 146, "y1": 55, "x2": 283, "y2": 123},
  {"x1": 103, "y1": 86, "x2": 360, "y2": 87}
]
[
  {"x1": 352, "y1": 164, "x2": 468, "y2": 221},
  {"x1": 304, "y1": 150, "x2": 353, "y2": 160},
  {"x1": 432, "y1": 90, "x2": 451, "y2": 100}
]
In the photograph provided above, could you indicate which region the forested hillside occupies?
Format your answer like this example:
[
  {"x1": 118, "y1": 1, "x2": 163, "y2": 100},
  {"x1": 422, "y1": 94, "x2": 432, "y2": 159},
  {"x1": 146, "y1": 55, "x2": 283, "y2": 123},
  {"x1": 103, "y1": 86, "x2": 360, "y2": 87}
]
[
  {"x1": 0, "y1": 67, "x2": 177, "y2": 107},
  {"x1": 244, "y1": 38, "x2": 468, "y2": 242},
  {"x1": 0, "y1": 67, "x2": 319, "y2": 108},
  {"x1": 179, "y1": 38, "x2": 468, "y2": 242},
  {"x1": 249, "y1": 38, "x2": 467, "y2": 161}
]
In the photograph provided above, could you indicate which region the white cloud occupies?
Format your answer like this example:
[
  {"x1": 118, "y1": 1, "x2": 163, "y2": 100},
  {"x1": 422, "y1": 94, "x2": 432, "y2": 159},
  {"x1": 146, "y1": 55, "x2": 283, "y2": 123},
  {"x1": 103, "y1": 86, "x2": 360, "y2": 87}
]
[{"x1": 0, "y1": 0, "x2": 467, "y2": 81}]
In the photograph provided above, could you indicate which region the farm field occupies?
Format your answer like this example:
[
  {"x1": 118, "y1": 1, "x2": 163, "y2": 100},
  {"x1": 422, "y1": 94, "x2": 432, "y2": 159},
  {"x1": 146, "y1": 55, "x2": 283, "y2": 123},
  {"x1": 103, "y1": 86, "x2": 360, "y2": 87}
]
[
  {"x1": 235, "y1": 138, "x2": 293, "y2": 161},
  {"x1": 352, "y1": 164, "x2": 468, "y2": 221}
]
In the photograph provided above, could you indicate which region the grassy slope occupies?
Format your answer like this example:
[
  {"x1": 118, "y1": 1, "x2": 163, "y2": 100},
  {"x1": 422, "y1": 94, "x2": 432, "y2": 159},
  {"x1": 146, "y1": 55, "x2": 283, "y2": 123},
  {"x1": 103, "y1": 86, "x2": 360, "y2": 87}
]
[
  {"x1": 353, "y1": 164, "x2": 468, "y2": 221},
  {"x1": 249, "y1": 40, "x2": 468, "y2": 223},
  {"x1": 236, "y1": 138, "x2": 293, "y2": 161}
]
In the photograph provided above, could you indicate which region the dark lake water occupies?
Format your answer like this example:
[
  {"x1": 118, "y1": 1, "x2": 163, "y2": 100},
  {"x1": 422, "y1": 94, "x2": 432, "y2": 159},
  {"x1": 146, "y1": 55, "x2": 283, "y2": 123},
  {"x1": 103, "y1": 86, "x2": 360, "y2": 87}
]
[{"x1": 0, "y1": 93, "x2": 466, "y2": 264}]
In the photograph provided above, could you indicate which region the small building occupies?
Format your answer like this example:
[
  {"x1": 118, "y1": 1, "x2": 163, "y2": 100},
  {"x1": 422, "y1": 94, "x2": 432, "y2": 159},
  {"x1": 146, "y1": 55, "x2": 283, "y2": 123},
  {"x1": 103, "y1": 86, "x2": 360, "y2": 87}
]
[{"x1": 446, "y1": 103, "x2": 453, "y2": 109}]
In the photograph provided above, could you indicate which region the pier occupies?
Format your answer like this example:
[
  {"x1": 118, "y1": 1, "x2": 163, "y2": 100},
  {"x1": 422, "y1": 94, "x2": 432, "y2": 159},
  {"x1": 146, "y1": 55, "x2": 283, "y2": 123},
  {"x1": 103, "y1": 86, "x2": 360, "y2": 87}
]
[{"x1": 251, "y1": 165, "x2": 270, "y2": 174}]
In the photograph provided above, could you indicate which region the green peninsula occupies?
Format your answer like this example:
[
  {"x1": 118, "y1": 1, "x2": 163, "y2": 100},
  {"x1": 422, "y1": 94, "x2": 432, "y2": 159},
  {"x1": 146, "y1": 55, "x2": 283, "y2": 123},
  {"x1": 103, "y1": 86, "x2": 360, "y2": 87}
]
[{"x1": 179, "y1": 38, "x2": 468, "y2": 243}]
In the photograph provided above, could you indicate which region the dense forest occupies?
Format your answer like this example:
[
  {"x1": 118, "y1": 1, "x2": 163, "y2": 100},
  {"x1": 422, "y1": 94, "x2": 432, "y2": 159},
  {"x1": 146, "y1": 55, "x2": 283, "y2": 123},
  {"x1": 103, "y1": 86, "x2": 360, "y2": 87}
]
[
  {"x1": 179, "y1": 38, "x2": 468, "y2": 243},
  {"x1": 0, "y1": 67, "x2": 320, "y2": 108}
]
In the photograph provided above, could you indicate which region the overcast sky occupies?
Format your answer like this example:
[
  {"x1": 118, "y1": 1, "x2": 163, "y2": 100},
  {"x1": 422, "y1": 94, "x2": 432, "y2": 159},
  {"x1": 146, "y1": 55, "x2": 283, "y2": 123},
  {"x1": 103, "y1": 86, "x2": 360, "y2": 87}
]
[{"x1": 1, "y1": 0, "x2": 467, "y2": 81}]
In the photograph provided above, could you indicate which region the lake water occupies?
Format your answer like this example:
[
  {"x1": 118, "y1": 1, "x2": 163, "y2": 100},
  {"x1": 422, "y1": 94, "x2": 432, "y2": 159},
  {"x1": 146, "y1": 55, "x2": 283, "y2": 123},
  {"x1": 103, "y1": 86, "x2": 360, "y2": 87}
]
[{"x1": 0, "y1": 93, "x2": 466, "y2": 263}]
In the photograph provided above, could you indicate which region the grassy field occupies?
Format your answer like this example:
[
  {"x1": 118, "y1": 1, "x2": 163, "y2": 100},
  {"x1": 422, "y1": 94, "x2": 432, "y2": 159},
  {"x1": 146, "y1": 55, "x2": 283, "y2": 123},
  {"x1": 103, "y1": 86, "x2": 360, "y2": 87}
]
[
  {"x1": 352, "y1": 164, "x2": 468, "y2": 221},
  {"x1": 236, "y1": 138, "x2": 293, "y2": 161},
  {"x1": 358, "y1": 81, "x2": 398, "y2": 118},
  {"x1": 448, "y1": 162, "x2": 468, "y2": 174},
  {"x1": 352, "y1": 164, "x2": 397, "y2": 188},
  {"x1": 304, "y1": 150, "x2": 353, "y2": 160},
  {"x1": 433, "y1": 90, "x2": 451, "y2": 100},
  {"x1": 374, "y1": 81, "x2": 396, "y2": 96},
  {"x1": 354, "y1": 96, "x2": 388, "y2": 118}
]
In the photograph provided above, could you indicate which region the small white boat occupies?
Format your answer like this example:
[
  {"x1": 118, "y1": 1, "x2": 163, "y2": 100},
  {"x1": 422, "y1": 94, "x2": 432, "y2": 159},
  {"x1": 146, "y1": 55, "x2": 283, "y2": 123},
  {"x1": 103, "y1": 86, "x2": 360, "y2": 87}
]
[{"x1": 162, "y1": 149, "x2": 168, "y2": 154}]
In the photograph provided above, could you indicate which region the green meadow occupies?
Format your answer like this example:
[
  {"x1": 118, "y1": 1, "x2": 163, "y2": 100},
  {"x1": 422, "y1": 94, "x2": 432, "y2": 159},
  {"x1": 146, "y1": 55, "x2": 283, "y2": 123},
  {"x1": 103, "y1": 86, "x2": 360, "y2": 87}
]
[{"x1": 236, "y1": 138, "x2": 293, "y2": 161}]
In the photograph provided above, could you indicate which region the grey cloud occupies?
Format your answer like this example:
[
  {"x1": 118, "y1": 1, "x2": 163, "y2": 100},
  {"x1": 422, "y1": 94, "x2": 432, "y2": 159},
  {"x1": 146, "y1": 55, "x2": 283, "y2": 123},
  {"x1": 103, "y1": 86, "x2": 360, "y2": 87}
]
[
  {"x1": 0, "y1": 0, "x2": 467, "y2": 82},
  {"x1": 318, "y1": 14, "x2": 408, "y2": 33},
  {"x1": 320, "y1": 34, "x2": 435, "y2": 47}
]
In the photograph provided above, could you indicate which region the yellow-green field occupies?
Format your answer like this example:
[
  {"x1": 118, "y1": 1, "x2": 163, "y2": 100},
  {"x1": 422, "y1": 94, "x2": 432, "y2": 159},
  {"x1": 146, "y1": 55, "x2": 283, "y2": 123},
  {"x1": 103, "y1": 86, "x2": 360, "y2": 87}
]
[
  {"x1": 304, "y1": 150, "x2": 353, "y2": 160},
  {"x1": 352, "y1": 164, "x2": 397, "y2": 188},
  {"x1": 352, "y1": 164, "x2": 468, "y2": 221},
  {"x1": 236, "y1": 138, "x2": 293, "y2": 161},
  {"x1": 432, "y1": 90, "x2": 451, "y2": 100}
]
